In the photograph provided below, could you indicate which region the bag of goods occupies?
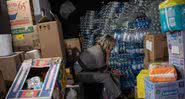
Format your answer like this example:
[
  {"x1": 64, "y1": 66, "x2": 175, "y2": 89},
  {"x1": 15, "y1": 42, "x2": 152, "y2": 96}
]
[
  {"x1": 159, "y1": 0, "x2": 185, "y2": 32},
  {"x1": 149, "y1": 62, "x2": 177, "y2": 82}
]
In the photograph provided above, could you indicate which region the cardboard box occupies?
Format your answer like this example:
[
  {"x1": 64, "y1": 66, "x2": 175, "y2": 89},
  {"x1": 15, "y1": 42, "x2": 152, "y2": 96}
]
[
  {"x1": 137, "y1": 70, "x2": 149, "y2": 98},
  {"x1": 37, "y1": 21, "x2": 66, "y2": 58},
  {"x1": 13, "y1": 25, "x2": 40, "y2": 51},
  {"x1": 64, "y1": 38, "x2": 81, "y2": 51},
  {"x1": 0, "y1": 71, "x2": 6, "y2": 99},
  {"x1": 6, "y1": 57, "x2": 65, "y2": 99},
  {"x1": 145, "y1": 77, "x2": 185, "y2": 99},
  {"x1": 169, "y1": 57, "x2": 185, "y2": 79},
  {"x1": 7, "y1": 0, "x2": 34, "y2": 29},
  {"x1": 144, "y1": 34, "x2": 168, "y2": 68},
  {"x1": 167, "y1": 31, "x2": 185, "y2": 59},
  {"x1": 7, "y1": 0, "x2": 52, "y2": 35},
  {"x1": 0, "y1": 52, "x2": 24, "y2": 81},
  {"x1": 64, "y1": 38, "x2": 81, "y2": 67}
]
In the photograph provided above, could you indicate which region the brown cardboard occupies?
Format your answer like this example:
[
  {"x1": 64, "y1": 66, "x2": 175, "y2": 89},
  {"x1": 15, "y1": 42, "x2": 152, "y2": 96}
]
[
  {"x1": 0, "y1": 52, "x2": 24, "y2": 81},
  {"x1": 64, "y1": 38, "x2": 81, "y2": 51},
  {"x1": 0, "y1": 71, "x2": 6, "y2": 99},
  {"x1": 37, "y1": 21, "x2": 66, "y2": 58},
  {"x1": 13, "y1": 25, "x2": 40, "y2": 51},
  {"x1": 64, "y1": 38, "x2": 81, "y2": 66},
  {"x1": 7, "y1": 0, "x2": 34, "y2": 29},
  {"x1": 144, "y1": 34, "x2": 168, "y2": 69}
]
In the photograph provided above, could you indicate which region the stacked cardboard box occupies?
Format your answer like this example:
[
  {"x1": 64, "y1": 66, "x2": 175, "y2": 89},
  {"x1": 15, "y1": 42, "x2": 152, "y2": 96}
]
[
  {"x1": 0, "y1": 71, "x2": 6, "y2": 99},
  {"x1": 7, "y1": 0, "x2": 39, "y2": 51},
  {"x1": 6, "y1": 0, "x2": 34, "y2": 30},
  {"x1": 167, "y1": 31, "x2": 185, "y2": 78},
  {"x1": 145, "y1": 77, "x2": 185, "y2": 99},
  {"x1": 144, "y1": 34, "x2": 168, "y2": 69},
  {"x1": 7, "y1": 0, "x2": 66, "y2": 59},
  {"x1": 37, "y1": 21, "x2": 66, "y2": 58},
  {"x1": 0, "y1": 52, "x2": 24, "y2": 82},
  {"x1": 64, "y1": 38, "x2": 81, "y2": 52},
  {"x1": 12, "y1": 25, "x2": 40, "y2": 51}
]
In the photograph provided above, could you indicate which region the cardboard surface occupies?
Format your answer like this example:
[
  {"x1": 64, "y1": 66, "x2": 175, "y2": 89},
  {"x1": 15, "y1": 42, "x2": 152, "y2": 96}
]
[
  {"x1": 25, "y1": 50, "x2": 41, "y2": 60},
  {"x1": 6, "y1": 57, "x2": 65, "y2": 99},
  {"x1": 144, "y1": 34, "x2": 168, "y2": 68},
  {"x1": 37, "y1": 21, "x2": 66, "y2": 58},
  {"x1": 7, "y1": 0, "x2": 34, "y2": 29},
  {"x1": 169, "y1": 57, "x2": 185, "y2": 79},
  {"x1": 0, "y1": 71, "x2": 6, "y2": 99},
  {"x1": 13, "y1": 25, "x2": 40, "y2": 51},
  {"x1": 64, "y1": 38, "x2": 81, "y2": 51},
  {"x1": 0, "y1": 52, "x2": 24, "y2": 81},
  {"x1": 167, "y1": 31, "x2": 185, "y2": 59},
  {"x1": 145, "y1": 77, "x2": 185, "y2": 99}
]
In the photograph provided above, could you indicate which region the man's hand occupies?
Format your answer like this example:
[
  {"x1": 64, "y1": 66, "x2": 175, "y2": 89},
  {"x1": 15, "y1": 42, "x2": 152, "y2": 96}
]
[{"x1": 111, "y1": 69, "x2": 122, "y2": 76}]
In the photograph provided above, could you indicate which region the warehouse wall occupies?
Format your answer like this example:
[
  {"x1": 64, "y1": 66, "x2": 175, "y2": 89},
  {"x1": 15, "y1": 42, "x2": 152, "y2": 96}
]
[{"x1": 0, "y1": 0, "x2": 11, "y2": 34}]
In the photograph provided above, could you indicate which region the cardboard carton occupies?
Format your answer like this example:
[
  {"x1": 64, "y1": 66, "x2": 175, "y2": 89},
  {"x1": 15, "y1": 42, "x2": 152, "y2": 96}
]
[
  {"x1": 25, "y1": 50, "x2": 41, "y2": 60},
  {"x1": 64, "y1": 38, "x2": 81, "y2": 51},
  {"x1": 6, "y1": 57, "x2": 65, "y2": 99},
  {"x1": 169, "y1": 57, "x2": 185, "y2": 79},
  {"x1": 7, "y1": 0, "x2": 52, "y2": 34},
  {"x1": 0, "y1": 52, "x2": 24, "y2": 81},
  {"x1": 37, "y1": 21, "x2": 65, "y2": 58},
  {"x1": 144, "y1": 34, "x2": 168, "y2": 68},
  {"x1": 167, "y1": 31, "x2": 185, "y2": 59},
  {"x1": 7, "y1": 0, "x2": 34, "y2": 29},
  {"x1": 137, "y1": 70, "x2": 149, "y2": 98},
  {"x1": 145, "y1": 77, "x2": 185, "y2": 99},
  {"x1": 13, "y1": 25, "x2": 40, "y2": 51},
  {"x1": 64, "y1": 38, "x2": 81, "y2": 67},
  {"x1": 0, "y1": 71, "x2": 6, "y2": 99}
]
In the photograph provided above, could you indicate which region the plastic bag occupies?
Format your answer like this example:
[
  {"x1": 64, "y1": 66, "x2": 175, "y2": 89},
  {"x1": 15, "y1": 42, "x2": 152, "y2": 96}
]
[
  {"x1": 66, "y1": 88, "x2": 77, "y2": 99},
  {"x1": 159, "y1": 0, "x2": 185, "y2": 32},
  {"x1": 149, "y1": 62, "x2": 177, "y2": 82}
]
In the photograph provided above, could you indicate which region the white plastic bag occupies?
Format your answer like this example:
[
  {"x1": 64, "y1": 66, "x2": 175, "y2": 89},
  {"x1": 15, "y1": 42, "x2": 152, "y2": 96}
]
[{"x1": 66, "y1": 88, "x2": 77, "y2": 99}]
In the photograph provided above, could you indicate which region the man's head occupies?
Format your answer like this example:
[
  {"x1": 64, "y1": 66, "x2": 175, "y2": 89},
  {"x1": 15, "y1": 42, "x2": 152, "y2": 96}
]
[{"x1": 97, "y1": 34, "x2": 116, "y2": 51}]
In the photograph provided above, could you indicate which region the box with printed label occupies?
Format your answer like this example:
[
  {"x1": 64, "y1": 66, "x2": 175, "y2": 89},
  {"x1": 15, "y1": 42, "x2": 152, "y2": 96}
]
[
  {"x1": 167, "y1": 31, "x2": 185, "y2": 59},
  {"x1": 6, "y1": 57, "x2": 65, "y2": 99},
  {"x1": 169, "y1": 57, "x2": 185, "y2": 79},
  {"x1": 7, "y1": 0, "x2": 34, "y2": 29},
  {"x1": 12, "y1": 25, "x2": 40, "y2": 51},
  {"x1": 0, "y1": 52, "x2": 24, "y2": 82},
  {"x1": 144, "y1": 34, "x2": 168, "y2": 68},
  {"x1": 145, "y1": 77, "x2": 185, "y2": 99}
]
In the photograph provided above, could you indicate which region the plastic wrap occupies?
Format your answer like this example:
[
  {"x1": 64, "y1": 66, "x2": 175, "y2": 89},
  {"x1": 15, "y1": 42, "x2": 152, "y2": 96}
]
[{"x1": 149, "y1": 62, "x2": 177, "y2": 82}]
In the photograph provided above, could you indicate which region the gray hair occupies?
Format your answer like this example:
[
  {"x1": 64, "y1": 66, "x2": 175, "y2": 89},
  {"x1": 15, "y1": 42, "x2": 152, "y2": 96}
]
[{"x1": 97, "y1": 34, "x2": 115, "y2": 50}]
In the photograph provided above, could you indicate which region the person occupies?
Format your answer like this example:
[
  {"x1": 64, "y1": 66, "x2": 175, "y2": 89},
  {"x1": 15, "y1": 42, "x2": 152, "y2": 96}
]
[{"x1": 75, "y1": 34, "x2": 125, "y2": 99}]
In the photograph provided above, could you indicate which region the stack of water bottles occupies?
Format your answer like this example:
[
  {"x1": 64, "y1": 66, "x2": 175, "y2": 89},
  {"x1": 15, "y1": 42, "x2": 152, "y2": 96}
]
[
  {"x1": 134, "y1": 15, "x2": 151, "y2": 30},
  {"x1": 80, "y1": 0, "x2": 159, "y2": 91},
  {"x1": 109, "y1": 29, "x2": 147, "y2": 90},
  {"x1": 80, "y1": 11, "x2": 96, "y2": 49}
]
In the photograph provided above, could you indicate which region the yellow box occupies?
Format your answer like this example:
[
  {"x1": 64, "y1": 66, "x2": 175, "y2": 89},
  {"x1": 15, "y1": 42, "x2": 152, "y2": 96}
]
[{"x1": 137, "y1": 70, "x2": 149, "y2": 98}]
